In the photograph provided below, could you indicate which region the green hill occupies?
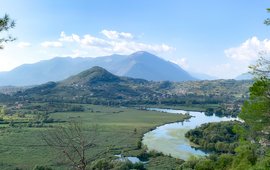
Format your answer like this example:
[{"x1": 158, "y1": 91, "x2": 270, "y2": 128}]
[
  {"x1": 15, "y1": 66, "x2": 156, "y2": 104},
  {"x1": 13, "y1": 67, "x2": 252, "y2": 108}
]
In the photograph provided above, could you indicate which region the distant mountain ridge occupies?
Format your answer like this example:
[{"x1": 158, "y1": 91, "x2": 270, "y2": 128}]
[
  {"x1": 16, "y1": 66, "x2": 157, "y2": 103},
  {"x1": 189, "y1": 72, "x2": 218, "y2": 80},
  {"x1": 12, "y1": 66, "x2": 252, "y2": 106},
  {"x1": 0, "y1": 51, "x2": 196, "y2": 86},
  {"x1": 235, "y1": 73, "x2": 253, "y2": 80}
]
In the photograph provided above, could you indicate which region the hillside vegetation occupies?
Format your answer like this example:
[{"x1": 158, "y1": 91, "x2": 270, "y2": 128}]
[{"x1": 1, "y1": 67, "x2": 251, "y2": 116}]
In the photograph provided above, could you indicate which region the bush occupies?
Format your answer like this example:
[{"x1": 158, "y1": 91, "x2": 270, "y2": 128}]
[{"x1": 137, "y1": 140, "x2": 142, "y2": 149}]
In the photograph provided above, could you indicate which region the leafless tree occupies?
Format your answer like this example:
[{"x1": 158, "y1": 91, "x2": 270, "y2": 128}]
[{"x1": 41, "y1": 121, "x2": 98, "y2": 170}]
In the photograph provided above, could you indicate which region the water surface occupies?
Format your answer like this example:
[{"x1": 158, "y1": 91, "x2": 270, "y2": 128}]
[{"x1": 143, "y1": 108, "x2": 239, "y2": 160}]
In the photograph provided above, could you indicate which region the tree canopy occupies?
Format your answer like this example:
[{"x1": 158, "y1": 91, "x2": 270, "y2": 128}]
[
  {"x1": 0, "y1": 14, "x2": 16, "y2": 49},
  {"x1": 264, "y1": 8, "x2": 270, "y2": 25}
]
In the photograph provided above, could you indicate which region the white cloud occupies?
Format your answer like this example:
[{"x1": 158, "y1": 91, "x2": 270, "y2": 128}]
[
  {"x1": 101, "y1": 30, "x2": 133, "y2": 40},
  {"x1": 52, "y1": 30, "x2": 174, "y2": 56},
  {"x1": 41, "y1": 41, "x2": 63, "y2": 48},
  {"x1": 225, "y1": 36, "x2": 270, "y2": 62},
  {"x1": 80, "y1": 34, "x2": 111, "y2": 47},
  {"x1": 59, "y1": 31, "x2": 80, "y2": 42},
  {"x1": 214, "y1": 36, "x2": 270, "y2": 78},
  {"x1": 0, "y1": 30, "x2": 175, "y2": 72},
  {"x1": 17, "y1": 42, "x2": 31, "y2": 48}
]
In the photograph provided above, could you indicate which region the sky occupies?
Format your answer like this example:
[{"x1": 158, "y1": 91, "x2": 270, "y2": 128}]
[{"x1": 0, "y1": 0, "x2": 269, "y2": 78}]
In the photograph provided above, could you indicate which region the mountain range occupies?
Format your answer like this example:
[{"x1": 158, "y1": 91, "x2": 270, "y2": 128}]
[
  {"x1": 12, "y1": 66, "x2": 252, "y2": 106},
  {"x1": 235, "y1": 73, "x2": 253, "y2": 80},
  {"x1": 0, "y1": 51, "x2": 197, "y2": 86},
  {"x1": 14, "y1": 66, "x2": 159, "y2": 104}
]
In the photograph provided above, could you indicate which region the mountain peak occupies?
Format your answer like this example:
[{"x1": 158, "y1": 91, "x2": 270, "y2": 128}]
[
  {"x1": 0, "y1": 51, "x2": 196, "y2": 86},
  {"x1": 131, "y1": 51, "x2": 153, "y2": 56},
  {"x1": 62, "y1": 66, "x2": 120, "y2": 85},
  {"x1": 128, "y1": 51, "x2": 162, "y2": 63}
]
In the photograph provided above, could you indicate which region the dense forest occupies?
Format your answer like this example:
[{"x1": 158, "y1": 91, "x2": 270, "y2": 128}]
[{"x1": 185, "y1": 121, "x2": 245, "y2": 153}]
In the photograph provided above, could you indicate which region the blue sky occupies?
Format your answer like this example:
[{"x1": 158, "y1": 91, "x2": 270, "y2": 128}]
[{"x1": 0, "y1": 0, "x2": 269, "y2": 78}]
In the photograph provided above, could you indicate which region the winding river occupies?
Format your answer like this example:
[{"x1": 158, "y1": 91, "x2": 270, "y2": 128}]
[{"x1": 142, "y1": 108, "x2": 239, "y2": 160}]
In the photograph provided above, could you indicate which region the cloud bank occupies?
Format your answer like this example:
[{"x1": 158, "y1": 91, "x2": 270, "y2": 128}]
[
  {"x1": 225, "y1": 36, "x2": 270, "y2": 62},
  {"x1": 212, "y1": 36, "x2": 270, "y2": 78},
  {"x1": 55, "y1": 30, "x2": 174, "y2": 56},
  {"x1": 17, "y1": 42, "x2": 31, "y2": 48}
]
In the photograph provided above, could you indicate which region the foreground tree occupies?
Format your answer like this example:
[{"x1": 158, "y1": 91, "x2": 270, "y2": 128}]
[
  {"x1": 0, "y1": 14, "x2": 16, "y2": 49},
  {"x1": 238, "y1": 41, "x2": 270, "y2": 170},
  {"x1": 249, "y1": 52, "x2": 270, "y2": 79},
  {"x1": 42, "y1": 121, "x2": 98, "y2": 170},
  {"x1": 240, "y1": 49, "x2": 270, "y2": 133},
  {"x1": 264, "y1": 8, "x2": 270, "y2": 26}
]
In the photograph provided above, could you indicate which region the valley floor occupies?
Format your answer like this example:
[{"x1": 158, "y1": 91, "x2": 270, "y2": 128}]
[{"x1": 0, "y1": 104, "x2": 188, "y2": 170}]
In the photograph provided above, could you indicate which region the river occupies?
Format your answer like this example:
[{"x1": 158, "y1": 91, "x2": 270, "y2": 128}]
[{"x1": 142, "y1": 108, "x2": 239, "y2": 160}]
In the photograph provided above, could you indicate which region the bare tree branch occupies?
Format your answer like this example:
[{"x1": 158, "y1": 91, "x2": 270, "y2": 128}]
[{"x1": 41, "y1": 121, "x2": 98, "y2": 170}]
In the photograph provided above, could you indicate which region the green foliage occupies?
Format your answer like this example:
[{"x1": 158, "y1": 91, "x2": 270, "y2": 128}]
[
  {"x1": 194, "y1": 158, "x2": 215, "y2": 170},
  {"x1": 231, "y1": 143, "x2": 257, "y2": 169},
  {"x1": 0, "y1": 14, "x2": 16, "y2": 49},
  {"x1": 265, "y1": 8, "x2": 270, "y2": 25},
  {"x1": 185, "y1": 121, "x2": 245, "y2": 153},
  {"x1": 240, "y1": 78, "x2": 270, "y2": 131},
  {"x1": 252, "y1": 149, "x2": 270, "y2": 170},
  {"x1": 137, "y1": 140, "x2": 142, "y2": 149},
  {"x1": 179, "y1": 156, "x2": 201, "y2": 170},
  {"x1": 90, "y1": 158, "x2": 145, "y2": 170},
  {"x1": 146, "y1": 155, "x2": 184, "y2": 170},
  {"x1": 33, "y1": 165, "x2": 52, "y2": 170},
  {"x1": 214, "y1": 154, "x2": 233, "y2": 170},
  {"x1": 90, "y1": 158, "x2": 114, "y2": 169}
]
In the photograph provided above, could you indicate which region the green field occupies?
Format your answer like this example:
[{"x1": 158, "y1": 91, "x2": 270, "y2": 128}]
[{"x1": 0, "y1": 104, "x2": 188, "y2": 170}]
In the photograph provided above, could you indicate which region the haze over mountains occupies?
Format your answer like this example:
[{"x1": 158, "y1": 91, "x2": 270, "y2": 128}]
[
  {"x1": 16, "y1": 66, "x2": 156, "y2": 103},
  {"x1": 234, "y1": 73, "x2": 253, "y2": 80},
  {"x1": 13, "y1": 66, "x2": 251, "y2": 106},
  {"x1": 0, "y1": 51, "x2": 198, "y2": 86}
]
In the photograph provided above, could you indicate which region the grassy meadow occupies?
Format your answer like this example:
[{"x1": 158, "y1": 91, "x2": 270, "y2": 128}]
[{"x1": 0, "y1": 104, "x2": 188, "y2": 169}]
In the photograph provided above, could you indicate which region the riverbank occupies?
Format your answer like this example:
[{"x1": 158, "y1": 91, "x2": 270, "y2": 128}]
[{"x1": 142, "y1": 108, "x2": 238, "y2": 160}]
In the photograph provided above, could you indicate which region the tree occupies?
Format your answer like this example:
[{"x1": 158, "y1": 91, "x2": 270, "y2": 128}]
[
  {"x1": 249, "y1": 53, "x2": 270, "y2": 80},
  {"x1": 0, "y1": 14, "x2": 16, "y2": 49},
  {"x1": 264, "y1": 8, "x2": 270, "y2": 26},
  {"x1": 241, "y1": 54, "x2": 270, "y2": 132},
  {"x1": 41, "y1": 121, "x2": 98, "y2": 170},
  {"x1": 243, "y1": 34, "x2": 270, "y2": 131}
]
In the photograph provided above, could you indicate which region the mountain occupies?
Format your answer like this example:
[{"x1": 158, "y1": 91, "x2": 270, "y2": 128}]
[
  {"x1": 16, "y1": 66, "x2": 155, "y2": 104},
  {"x1": 112, "y1": 51, "x2": 195, "y2": 81},
  {"x1": 12, "y1": 67, "x2": 252, "y2": 106},
  {"x1": 61, "y1": 66, "x2": 121, "y2": 85},
  {"x1": 235, "y1": 73, "x2": 253, "y2": 80},
  {"x1": 0, "y1": 51, "x2": 195, "y2": 86},
  {"x1": 189, "y1": 72, "x2": 218, "y2": 80}
]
